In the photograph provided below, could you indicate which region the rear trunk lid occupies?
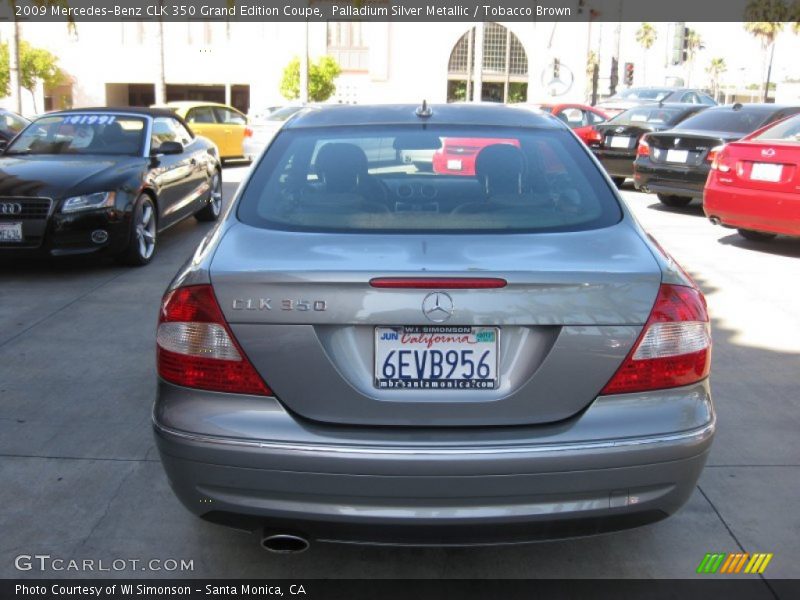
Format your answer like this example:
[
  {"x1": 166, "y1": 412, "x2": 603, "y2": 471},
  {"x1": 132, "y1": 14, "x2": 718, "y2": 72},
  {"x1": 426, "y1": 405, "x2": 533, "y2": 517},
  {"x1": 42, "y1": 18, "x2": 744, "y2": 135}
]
[
  {"x1": 596, "y1": 123, "x2": 655, "y2": 154},
  {"x1": 716, "y1": 140, "x2": 799, "y2": 191},
  {"x1": 646, "y1": 129, "x2": 741, "y2": 167},
  {"x1": 210, "y1": 221, "x2": 662, "y2": 427}
]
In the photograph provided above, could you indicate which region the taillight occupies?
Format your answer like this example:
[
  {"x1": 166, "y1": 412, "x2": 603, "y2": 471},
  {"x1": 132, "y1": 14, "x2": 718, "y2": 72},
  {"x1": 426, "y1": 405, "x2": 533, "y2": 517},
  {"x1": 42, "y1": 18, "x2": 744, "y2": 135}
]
[
  {"x1": 708, "y1": 145, "x2": 730, "y2": 171},
  {"x1": 636, "y1": 138, "x2": 650, "y2": 157},
  {"x1": 600, "y1": 284, "x2": 711, "y2": 395},
  {"x1": 156, "y1": 285, "x2": 272, "y2": 395},
  {"x1": 244, "y1": 127, "x2": 253, "y2": 138},
  {"x1": 586, "y1": 128, "x2": 603, "y2": 144}
]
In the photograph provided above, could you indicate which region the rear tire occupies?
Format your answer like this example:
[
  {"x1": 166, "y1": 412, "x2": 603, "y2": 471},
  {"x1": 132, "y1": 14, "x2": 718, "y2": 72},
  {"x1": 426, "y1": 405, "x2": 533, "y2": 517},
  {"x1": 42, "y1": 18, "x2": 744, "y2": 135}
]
[
  {"x1": 611, "y1": 177, "x2": 626, "y2": 188},
  {"x1": 657, "y1": 194, "x2": 693, "y2": 208},
  {"x1": 118, "y1": 194, "x2": 157, "y2": 267},
  {"x1": 737, "y1": 228, "x2": 777, "y2": 242},
  {"x1": 195, "y1": 171, "x2": 222, "y2": 222}
]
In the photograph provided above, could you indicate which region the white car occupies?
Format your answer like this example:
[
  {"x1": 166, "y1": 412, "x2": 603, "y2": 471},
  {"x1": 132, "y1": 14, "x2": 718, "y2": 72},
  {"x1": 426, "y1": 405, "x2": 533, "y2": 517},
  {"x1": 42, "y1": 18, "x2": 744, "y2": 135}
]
[{"x1": 243, "y1": 105, "x2": 305, "y2": 162}]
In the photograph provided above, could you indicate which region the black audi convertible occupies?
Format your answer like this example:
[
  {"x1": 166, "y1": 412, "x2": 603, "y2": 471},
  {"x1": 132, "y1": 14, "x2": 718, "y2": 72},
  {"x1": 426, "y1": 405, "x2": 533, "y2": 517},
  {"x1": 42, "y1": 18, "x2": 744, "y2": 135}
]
[{"x1": 0, "y1": 108, "x2": 222, "y2": 265}]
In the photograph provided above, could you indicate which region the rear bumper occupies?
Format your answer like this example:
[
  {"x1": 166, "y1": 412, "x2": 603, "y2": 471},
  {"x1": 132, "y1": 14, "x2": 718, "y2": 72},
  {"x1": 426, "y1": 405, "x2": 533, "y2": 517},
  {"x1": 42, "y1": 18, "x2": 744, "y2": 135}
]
[
  {"x1": 154, "y1": 379, "x2": 715, "y2": 545},
  {"x1": 593, "y1": 151, "x2": 636, "y2": 178},
  {"x1": 704, "y1": 183, "x2": 800, "y2": 237},
  {"x1": 633, "y1": 161, "x2": 708, "y2": 198}
]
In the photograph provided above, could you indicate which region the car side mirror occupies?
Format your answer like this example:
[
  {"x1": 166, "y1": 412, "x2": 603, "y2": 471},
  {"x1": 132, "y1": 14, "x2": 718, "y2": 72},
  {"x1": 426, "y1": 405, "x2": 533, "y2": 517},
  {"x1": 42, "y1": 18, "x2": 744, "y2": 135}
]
[
  {"x1": 0, "y1": 140, "x2": 7, "y2": 152},
  {"x1": 153, "y1": 140, "x2": 183, "y2": 156}
]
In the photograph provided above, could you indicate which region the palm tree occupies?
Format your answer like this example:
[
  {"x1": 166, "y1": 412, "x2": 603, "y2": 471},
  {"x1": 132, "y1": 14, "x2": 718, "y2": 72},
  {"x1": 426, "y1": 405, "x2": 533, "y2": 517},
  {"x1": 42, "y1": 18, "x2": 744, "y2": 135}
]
[
  {"x1": 635, "y1": 23, "x2": 657, "y2": 84},
  {"x1": 744, "y1": 1, "x2": 789, "y2": 101},
  {"x1": 706, "y1": 57, "x2": 727, "y2": 101},
  {"x1": 684, "y1": 29, "x2": 704, "y2": 86}
]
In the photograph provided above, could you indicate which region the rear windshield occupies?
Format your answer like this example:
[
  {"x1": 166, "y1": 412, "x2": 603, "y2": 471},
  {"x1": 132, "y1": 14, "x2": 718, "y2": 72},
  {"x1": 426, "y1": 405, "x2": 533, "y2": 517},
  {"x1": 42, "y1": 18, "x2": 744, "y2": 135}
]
[
  {"x1": 237, "y1": 125, "x2": 622, "y2": 233},
  {"x1": 609, "y1": 107, "x2": 690, "y2": 126},
  {"x1": 673, "y1": 109, "x2": 772, "y2": 134},
  {"x1": 751, "y1": 114, "x2": 800, "y2": 143}
]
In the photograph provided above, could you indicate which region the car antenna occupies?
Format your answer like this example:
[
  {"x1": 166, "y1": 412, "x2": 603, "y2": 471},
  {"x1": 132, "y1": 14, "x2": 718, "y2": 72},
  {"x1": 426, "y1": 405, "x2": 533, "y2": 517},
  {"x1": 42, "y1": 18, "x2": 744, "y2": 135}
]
[{"x1": 415, "y1": 100, "x2": 433, "y2": 118}]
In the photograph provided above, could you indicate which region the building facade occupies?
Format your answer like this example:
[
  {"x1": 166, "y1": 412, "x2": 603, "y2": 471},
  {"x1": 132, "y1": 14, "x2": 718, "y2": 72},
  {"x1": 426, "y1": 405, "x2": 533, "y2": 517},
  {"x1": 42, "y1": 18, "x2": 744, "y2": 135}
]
[{"x1": 1, "y1": 20, "x2": 733, "y2": 115}]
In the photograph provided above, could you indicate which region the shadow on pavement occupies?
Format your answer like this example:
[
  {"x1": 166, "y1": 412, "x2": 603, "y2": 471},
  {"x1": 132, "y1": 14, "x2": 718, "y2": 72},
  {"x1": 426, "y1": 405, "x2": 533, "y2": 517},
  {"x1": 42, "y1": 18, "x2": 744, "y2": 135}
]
[{"x1": 717, "y1": 232, "x2": 800, "y2": 258}]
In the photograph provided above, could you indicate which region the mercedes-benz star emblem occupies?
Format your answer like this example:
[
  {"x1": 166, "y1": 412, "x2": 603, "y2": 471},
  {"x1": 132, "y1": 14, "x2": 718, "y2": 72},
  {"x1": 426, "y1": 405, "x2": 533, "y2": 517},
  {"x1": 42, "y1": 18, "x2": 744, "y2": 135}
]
[
  {"x1": 0, "y1": 202, "x2": 22, "y2": 216},
  {"x1": 422, "y1": 292, "x2": 454, "y2": 323}
]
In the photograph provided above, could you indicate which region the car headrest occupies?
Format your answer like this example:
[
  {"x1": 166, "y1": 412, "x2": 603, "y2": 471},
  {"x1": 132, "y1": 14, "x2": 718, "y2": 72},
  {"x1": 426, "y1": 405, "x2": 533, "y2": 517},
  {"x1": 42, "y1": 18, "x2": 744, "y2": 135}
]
[
  {"x1": 315, "y1": 143, "x2": 369, "y2": 192},
  {"x1": 475, "y1": 144, "x2": 525, "y2": 196}
]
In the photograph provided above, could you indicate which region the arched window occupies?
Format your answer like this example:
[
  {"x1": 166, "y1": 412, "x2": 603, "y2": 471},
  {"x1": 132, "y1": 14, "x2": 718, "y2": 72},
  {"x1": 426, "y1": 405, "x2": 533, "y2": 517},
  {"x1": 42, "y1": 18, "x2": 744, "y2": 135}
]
[{"x1": 447, "y1": 23, "x2": 529, "y2": 103}]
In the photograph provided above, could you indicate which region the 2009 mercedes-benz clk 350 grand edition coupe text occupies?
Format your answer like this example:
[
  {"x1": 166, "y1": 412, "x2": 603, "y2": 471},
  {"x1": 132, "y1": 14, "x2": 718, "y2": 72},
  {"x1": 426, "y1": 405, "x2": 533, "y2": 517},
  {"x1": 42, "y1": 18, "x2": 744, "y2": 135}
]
[{"x1": 153, "y1": 103, "x2": 714, "y2": 551}]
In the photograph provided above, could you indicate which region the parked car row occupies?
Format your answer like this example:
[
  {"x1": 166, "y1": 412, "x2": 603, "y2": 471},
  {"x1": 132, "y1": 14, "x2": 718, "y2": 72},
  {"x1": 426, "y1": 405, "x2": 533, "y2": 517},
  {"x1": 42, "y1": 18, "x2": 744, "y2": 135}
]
[{"x1": 583, "y1": 99, "x2": 800, "y2": 243}]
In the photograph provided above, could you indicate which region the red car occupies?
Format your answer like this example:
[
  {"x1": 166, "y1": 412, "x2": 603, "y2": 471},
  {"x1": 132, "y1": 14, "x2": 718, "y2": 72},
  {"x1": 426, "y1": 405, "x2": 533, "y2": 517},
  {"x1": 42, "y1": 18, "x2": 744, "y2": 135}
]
[
  {"x1": 704, "y1": 113, "x2": 800, "y2": 241},
  {"x1": 431, "y1": 104, "x2": 609, "y2": 176},
  {"x1": 532, "y1": 103, "x2": 610, "y2": 145},
  {"x1": 432, "y1": 137, "x2": 520, "y2": 176}
]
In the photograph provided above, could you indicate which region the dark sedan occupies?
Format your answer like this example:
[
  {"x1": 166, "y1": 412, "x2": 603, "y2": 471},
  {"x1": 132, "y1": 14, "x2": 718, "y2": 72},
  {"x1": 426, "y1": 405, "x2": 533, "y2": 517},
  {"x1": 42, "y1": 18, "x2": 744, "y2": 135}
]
[
  {"x1": 0, "y1": 108, "x2": 221, "y2": 265},
  {"x1": 633, "y1": 103, "x2": 800, "y2": 207},
  {"x1": 592, "y1": 103, "x2": 709, "y2": 187}
]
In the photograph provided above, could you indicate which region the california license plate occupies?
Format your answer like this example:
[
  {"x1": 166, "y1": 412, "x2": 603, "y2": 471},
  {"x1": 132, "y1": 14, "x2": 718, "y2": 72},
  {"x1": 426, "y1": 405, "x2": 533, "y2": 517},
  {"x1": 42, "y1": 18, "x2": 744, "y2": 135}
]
[
  {"x1": 446, "y1": 159, "x2": 463, "y2": 171},
  {"x1": 666, "y1": 149, "x2": 689, "y2": 163},
  {"x1": 750, "y1": 162, "x2": 782, "y2": 182},
  {"x1": 0, "y1": 222, "x2": 22, "y2": 242},
  {"x1": 374, "y1": 326, "x2": 499, "y2": 390},
  {"x1": 610, "y1": 136, "x2": 631, "y2": 148}
]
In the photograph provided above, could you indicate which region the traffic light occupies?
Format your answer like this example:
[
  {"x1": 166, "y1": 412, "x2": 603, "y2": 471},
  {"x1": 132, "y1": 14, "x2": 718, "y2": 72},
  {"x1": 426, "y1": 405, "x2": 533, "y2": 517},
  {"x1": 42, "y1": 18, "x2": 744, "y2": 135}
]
[
  {"x1": 624, "y1": 62, "x2": 635, "y2": 86},
  {"x1": 609, "y1": 57, "x2": 619, "y2": 95},
  {"x1": 672, "y1": 22, "x2": 686, "y2": 65},
  {"x1": 681, "y1": 26, "x2": 690, "y2": 62}
]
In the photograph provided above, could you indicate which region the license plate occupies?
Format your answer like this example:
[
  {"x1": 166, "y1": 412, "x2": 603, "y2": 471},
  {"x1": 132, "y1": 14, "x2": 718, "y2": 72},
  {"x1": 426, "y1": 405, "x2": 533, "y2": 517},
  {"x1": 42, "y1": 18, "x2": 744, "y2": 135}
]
[
  {"x1": 750, "y1": 162, "x2": 783, "y2": 182},
  {"x1": 374, "y1": 326, "x2": 498, "y2": 390},
  {"x1": 666, "y1": 149, "x2": 689, "y2": 163},
  {"x1": 610, "y1": 136, "x2": 631, "y2": 149},
  {"x1": 446, "y1": 159, "x2": 462, "y2": 171},
  {"x1": 0, "y1": 222, "x2": 22, "y2": 242}
]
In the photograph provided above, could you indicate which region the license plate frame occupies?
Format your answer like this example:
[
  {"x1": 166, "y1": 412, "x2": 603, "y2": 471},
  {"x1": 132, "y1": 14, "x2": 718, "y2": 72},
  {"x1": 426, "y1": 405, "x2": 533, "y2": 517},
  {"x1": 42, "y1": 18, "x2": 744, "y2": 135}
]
[
  {"x1": 666, "y1": 149, "x2": 689, "y2": 163},
  {"x1": 374, "y1": 326, "x2": 499, "y2": 390},
  {"x1": 750, "y1": 162, "x2": 783, "y2": 182},
  {"x1": 0, "y1": 222, "x2": 23, "y2": 243}
]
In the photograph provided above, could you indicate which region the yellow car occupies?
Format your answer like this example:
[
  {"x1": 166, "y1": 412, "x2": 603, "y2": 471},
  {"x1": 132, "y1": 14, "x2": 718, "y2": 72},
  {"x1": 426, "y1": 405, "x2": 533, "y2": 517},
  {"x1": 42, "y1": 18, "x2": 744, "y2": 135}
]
[{"x1": 153, "y1": 101, "x2": 248, "y2": 161}]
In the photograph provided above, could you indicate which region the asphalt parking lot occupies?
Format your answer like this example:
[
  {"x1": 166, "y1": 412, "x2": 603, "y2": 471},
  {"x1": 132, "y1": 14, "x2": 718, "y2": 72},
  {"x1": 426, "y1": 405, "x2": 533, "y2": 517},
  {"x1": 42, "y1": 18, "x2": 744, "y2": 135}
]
[{"x1": 1, "y1": 166, "x2": 798, "y2": 587}]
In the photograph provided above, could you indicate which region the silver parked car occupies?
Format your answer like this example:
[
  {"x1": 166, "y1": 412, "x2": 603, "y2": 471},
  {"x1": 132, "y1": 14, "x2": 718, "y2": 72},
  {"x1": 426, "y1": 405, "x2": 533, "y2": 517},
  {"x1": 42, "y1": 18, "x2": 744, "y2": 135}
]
[
  {"x1": 154, "y1": 103, "x2": 714, "y2": 551},
  {"x1": 242, "y1": 105, "x2": 305, "y2": 162}
]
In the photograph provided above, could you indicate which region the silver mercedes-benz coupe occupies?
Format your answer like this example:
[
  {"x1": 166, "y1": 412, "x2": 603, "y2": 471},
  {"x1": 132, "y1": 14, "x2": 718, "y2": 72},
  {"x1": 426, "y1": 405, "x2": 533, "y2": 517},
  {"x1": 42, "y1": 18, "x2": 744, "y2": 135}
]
[{"x1": 153, "y1": 103, "x2": 714, "y2": 552}]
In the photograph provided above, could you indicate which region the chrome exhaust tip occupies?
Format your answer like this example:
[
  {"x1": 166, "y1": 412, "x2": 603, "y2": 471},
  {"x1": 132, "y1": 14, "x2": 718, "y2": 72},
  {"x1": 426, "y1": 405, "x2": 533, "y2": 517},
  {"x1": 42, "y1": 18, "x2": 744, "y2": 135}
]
[
  {"x1": 709, "y1": 217, "x2": 721, "y2": 225},
  {"x1": 260, "y1": 533, "x2": 310, "y2": 554}
]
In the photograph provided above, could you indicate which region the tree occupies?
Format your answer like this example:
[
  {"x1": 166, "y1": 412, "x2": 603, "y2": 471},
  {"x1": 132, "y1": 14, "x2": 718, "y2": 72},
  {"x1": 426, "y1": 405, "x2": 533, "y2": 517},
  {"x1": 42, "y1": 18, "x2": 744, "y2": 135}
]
[
  {"x1": 4, "y1": 0, "x2": 74, "y2": 113},
  {"x1": 684, "y1": 28, "x2": 704, "y2": 86},
  {"x1": 0, "y1": 40, "x2": 65, "y2": 113},
  {"x1": 706, "y1": 57, "x2": 727, "y2": 100},
  {"x1": 280, "y1": 56, "x2": 342, "y2": 103},
  {"x1": 635, "y1": 23, "x2": 657, "y2": 83},
  {"x1": 744, "y1": 0, "x2": 789, "y2": 101}
]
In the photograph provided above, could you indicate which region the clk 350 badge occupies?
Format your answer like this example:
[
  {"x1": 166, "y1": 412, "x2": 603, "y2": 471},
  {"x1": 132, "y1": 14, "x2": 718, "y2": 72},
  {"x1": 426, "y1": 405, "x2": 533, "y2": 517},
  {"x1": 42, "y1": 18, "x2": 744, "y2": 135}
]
[{"x1": 232, "y1": 298, "x2": 328, "y2": 312}]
